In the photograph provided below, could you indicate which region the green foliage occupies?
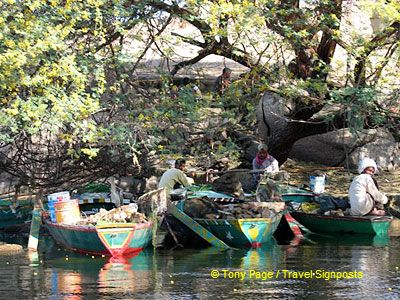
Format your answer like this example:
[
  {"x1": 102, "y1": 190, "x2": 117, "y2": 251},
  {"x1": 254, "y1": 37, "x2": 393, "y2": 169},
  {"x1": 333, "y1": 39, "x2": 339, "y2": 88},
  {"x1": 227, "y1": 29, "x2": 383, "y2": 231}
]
[
  {"x1": 330, "y1": 87, "x2": 388, "y2": 131},
  {"x1": 1, "y1": 0, "x2": 398, "y2": 185},
  {"x1": 0, "y1": 0, "x2": 107, "y2": 151},
  {"x1": 78, "y1": 182, "x2": 110, "y2": 193}
]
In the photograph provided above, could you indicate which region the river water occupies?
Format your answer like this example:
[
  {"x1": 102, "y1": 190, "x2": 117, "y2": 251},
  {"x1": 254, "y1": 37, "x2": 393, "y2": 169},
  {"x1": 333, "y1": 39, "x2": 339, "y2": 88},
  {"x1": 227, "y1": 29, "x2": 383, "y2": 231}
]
[{"x1": 0, "y1": 233, "x2": 399, "y2": 299}]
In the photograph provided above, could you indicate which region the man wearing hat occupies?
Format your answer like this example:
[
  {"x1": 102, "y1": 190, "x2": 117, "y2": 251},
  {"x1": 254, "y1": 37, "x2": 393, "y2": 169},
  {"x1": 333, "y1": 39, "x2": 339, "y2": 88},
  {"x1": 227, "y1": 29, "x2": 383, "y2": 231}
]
[{"x1": 348, "y1": 157, "x2": 388, "y2": 216}]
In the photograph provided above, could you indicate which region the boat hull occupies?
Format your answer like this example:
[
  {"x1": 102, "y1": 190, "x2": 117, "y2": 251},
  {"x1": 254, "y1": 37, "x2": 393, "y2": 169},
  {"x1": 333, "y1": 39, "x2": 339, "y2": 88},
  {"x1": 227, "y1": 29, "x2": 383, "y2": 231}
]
[
  {"x1": 0, "y1": 197, "x2": 34, "y2": 229},
  {"x1": 196, "y1": 214, "x2": 283, "y2": 248},
  {"x1": 291, "y1": 211, "x2": 392, "y2": 235},
  {"x1": 96, "y1": 222, "x2": 153, "y2": 257},
  {"x1": 44, "y1": 219, "x2": 109, "y2": 255}
]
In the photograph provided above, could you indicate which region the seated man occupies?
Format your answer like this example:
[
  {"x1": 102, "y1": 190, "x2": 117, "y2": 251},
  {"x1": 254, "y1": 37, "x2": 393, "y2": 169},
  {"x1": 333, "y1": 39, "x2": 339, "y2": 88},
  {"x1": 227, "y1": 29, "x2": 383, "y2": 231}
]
[
  {"x1": 349, "y1": 158, "x2": 388, "y2": 216},
  {"x1": 252, "y1": 144, "x2": 279, "y2": 185},
  {"x1": 158, "y1": 159, "x2": 193, "y2": 195}
]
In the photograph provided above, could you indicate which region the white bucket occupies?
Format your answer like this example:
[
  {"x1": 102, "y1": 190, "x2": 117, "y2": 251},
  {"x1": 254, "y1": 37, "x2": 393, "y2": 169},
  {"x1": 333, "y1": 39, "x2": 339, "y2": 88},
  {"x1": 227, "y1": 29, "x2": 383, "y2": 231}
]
[{"x1": 310, "y1": 175, "x2": 325, "y2": 194}]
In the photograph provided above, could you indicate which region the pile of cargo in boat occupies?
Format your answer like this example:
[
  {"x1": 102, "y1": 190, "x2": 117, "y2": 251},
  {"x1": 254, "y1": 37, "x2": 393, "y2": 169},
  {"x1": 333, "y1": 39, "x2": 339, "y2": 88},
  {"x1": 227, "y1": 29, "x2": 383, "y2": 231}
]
[
  {"x1": 76, "y1": 205, "x2": 148, "y2": 226},
  {"x1": 170, "y1": 199, "x2": 286, "y2": 248},
  {"x1": 181, "y1": 196, "x2": 285, "y2": 219},
  {"x1": 183, "y1": 199, "x2": 285, "y2": 220}
]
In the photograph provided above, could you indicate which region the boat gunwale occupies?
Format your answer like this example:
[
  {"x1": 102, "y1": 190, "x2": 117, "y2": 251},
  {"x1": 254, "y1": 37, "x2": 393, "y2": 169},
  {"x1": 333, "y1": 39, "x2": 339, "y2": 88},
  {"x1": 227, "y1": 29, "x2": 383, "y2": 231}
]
[
  {"x1": 291, "y1": 211, "x2": 393, "y2": 223},
  {"x1": 44, "y1": 218, "x2": 98, "y2": 232},
  {"x1": 282, "y1": 192, "x2": 315, "y2": 197},
  {"x1": 45, "y1": 219, "x2": 154, "y2": 232}
]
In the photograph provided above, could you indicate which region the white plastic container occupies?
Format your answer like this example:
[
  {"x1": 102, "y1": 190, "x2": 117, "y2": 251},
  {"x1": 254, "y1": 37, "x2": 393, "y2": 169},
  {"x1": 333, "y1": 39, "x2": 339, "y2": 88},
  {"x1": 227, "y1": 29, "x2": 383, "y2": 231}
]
[
  {"x1": 310, "y1": 175, "x2": 325, "y2": 194},
  {"x1": 47, "y1": 191, "x2": 71, "y2": 222}
]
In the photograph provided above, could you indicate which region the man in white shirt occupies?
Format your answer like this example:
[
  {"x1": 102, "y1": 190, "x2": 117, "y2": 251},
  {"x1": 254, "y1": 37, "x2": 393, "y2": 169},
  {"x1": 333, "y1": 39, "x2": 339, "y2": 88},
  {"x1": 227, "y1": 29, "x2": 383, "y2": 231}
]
[{"x1": 158, "y1": 159, "x2": 193, "y2": 195}]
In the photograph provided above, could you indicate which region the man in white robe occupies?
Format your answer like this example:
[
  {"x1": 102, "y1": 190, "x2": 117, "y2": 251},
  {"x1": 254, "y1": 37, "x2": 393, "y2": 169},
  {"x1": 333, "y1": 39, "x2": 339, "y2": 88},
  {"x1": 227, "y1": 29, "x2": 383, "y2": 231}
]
[{"x1": 349, "y1": 158, "x2": 388, "y2": 216}]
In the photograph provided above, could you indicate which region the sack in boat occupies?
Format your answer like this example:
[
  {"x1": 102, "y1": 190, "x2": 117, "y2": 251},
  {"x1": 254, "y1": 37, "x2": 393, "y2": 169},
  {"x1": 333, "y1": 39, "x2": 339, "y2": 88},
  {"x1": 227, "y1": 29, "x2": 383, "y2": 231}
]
[
  {"x1": 300, "y1": 202, "x2": 320, "y2": 214},
  {"x1": 315, "y1": 195, "x2": 350, "y2": 213},
  {"x1": 183, "y1": 198, "x2": 218, "y2": 218}
]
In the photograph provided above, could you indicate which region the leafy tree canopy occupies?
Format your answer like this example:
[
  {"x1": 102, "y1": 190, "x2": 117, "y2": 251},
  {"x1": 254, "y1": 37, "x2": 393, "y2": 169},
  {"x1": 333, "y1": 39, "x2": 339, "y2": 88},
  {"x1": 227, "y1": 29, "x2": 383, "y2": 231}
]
[{"x1": 0, "y1": 0, "x2": 398, "y2": 191}]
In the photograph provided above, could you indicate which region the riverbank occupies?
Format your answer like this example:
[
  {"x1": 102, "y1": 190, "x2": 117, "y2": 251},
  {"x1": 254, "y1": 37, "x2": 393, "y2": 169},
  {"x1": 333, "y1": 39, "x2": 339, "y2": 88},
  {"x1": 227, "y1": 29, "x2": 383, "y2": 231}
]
[
  {"x1": 1, "y1": 158, "x2": 398, "y2": 200},
  {"x1": 280, "y1": 159, "x2": 400, "y2": 197}
]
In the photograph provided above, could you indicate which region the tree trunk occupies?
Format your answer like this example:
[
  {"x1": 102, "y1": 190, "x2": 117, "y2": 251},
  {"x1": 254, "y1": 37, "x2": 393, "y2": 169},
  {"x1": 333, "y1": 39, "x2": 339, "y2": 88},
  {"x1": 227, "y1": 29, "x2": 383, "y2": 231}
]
[{"x1": 257, "y1": 92, "x2": 346, "y2": 164}]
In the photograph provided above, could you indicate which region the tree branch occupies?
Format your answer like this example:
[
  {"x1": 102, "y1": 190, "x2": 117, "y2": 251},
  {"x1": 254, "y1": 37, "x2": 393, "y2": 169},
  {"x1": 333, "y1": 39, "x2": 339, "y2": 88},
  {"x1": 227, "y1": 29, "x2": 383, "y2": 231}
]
[
  {"x1": 171, "y1": 32, "x2": 206, "y2": 48},
  {"x1": 131, "y1": 16, "x2": 172, "y2": 72},
  {"x1": 171, "y1": 46, "x2": 215, "y2": 75},
  {"x1": 354, "y1": 21, "x2": 400, "y2": 85},
  {"x1": 146, "y1": 1, "x2": 212, "y2": 38}
]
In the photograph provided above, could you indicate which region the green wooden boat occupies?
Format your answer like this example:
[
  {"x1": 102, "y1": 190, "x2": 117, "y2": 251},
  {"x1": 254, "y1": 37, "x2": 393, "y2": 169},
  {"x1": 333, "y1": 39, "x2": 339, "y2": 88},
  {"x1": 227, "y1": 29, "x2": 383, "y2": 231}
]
[
  {"x1": 282, "y1": 192, "x2": 315, "y2": 203},
  {"x1": 0, "y1": 194, "x2": 117, "y2": 230},
  {"x1": 256, "y1": 179, "x2": 316, "y2": 203},
  {"x1": 44, "y1": 219, "x2": 109, "y2": 255},
  {"x1": 0, "y1": 198, "x2": 33, "y2": 229},
  {"x1": 195, "y1": 215, "x2": 284, "y2": 248},
  {"x1": 96, "y1": 222, "x2": 153, "y2": 257},
  {"x1": 174, "y1": 200, "x2": 286, "y2": 248},
  {"x1": 44, "y1": 219, "x2": 153, "y2": 257},
  {"x1": 188, "y1": 184, "x2": 315, "y2": 203},
  {"x1": 290, "y1": 211, "x2": 393, "y2": 235},
  {"x1": 278, "y1": 184, "x2": 316, "y2": 203}
]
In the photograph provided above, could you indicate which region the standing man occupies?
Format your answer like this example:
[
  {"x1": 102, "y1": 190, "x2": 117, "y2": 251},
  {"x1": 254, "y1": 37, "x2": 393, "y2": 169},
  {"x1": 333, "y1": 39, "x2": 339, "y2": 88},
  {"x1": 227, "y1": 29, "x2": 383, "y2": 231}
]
[
  {"x1": 214, "y1": 67, "x2": 232, "y2": 96},
  {"x1": 158, "y1": 159, "x2": 193, "y2": 195}
]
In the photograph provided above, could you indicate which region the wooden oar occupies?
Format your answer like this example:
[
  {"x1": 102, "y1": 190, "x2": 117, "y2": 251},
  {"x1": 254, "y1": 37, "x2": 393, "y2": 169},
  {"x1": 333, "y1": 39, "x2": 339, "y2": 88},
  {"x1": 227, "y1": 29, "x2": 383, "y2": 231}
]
[
  {"x1": 27, "y1": 190, "x2": 45, "y2": 251},
  {"x1": 168, "y1": 204, "x2": 231, "y2": 248},
  {"x1": 281, "y1": 166, "x2": 345, "y2": 173}
]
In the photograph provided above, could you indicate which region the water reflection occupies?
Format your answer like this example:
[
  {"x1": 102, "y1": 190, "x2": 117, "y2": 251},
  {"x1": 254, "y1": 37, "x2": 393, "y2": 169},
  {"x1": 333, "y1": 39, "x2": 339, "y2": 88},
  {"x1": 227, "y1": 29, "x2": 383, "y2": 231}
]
[
  {"x1": 47, "y1": 251, "x2": 105, "y2": 299},
  {"x1": 51, "y1": 270, "x2": 82, "y2": 300},
  {"x1": 303, "y1": 233, "x2": 390, "y2": 247},
  {"x1": 0, "y1": 233, "x2": 399, "y2": 298},
  {"x1": 98, "y1": 250, "x2": 154, "y2": 295},
  {"x1": 239, "y1": 239, "x2": 283, "y2": 270}
]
